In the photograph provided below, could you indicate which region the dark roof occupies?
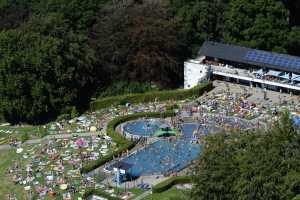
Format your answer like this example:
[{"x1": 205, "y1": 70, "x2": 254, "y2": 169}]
[
  {"x1": 198, "y1": 41, "x2": 300, "y2": 74},
  {"x1": 111, "y1": 161, "x2": 132, "y2": 171}
]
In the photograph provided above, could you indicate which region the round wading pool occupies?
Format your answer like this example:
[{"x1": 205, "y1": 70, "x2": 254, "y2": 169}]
[{"x1": 123, "y1": 119, "x2": 165, "y2": 137}]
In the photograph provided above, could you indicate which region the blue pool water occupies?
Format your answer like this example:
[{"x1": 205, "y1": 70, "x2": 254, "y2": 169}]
[
  {"x1": 118, "y1": 140, "x2": 201, "y2": 177},
  {"x1": 123, "y1": 119, "x2": 163, "y2": 137},
  {"x1": 181, "y1": 123, "x2": 223, "y2": 137},
  {"x1": 181, "y1": 123, "x2": 199, "y2": 139},
  {"x1": 293, "y1": 115, "x2": 300, "y2": 129}
]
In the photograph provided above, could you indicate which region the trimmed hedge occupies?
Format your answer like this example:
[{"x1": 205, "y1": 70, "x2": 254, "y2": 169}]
[
  {"x1": 152, "y1": 176, "x2": 192, "y2": 193},
  {"x1": 81, "y1": 110, "x2": 175, "y2": 174},
  {"x1": 83, "y1": 188, "x2": 121, "y2": 200},
  {"x1": 90, "y1": 82, "x2": 213, "y2": 110}
]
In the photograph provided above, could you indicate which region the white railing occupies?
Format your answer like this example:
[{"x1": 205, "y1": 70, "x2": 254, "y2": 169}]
[{"x1": 213, "y1": 70, "x2": 300, "y2": 91}]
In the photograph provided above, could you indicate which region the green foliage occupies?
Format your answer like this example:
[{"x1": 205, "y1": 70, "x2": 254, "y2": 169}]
[
  {"x1": 153, "y1": 176, "x2": 192, "y2": 193},
  {"x1": 38, "y1": 127, "x2": 48, "y2": 138},
  {"x1": 91, "y1": 0, "x2": 190, "y2": 87},
  {"x1": 292, "y1": 194, "x2": 300, "y2": 200},
  {"x1": 81, "y1": 110, "x2": 175, "y2": 173},
  {"x1": 91, "y1": 82, "x2": 213, "y2": 111},
  {"x1": 171, "y1": 0, "x2": 228, "y2": 55},
  {"x1": 192, "y1": 112, "x2": 300, "y2": 200},
  {"x1": 56, "y1": 114, "x2": 70, "y2": 122},
  {"x1": 96, "y1": 81, "x2": 158, "y2": 98},
  {"x1": 286, "y1": 27, "x2": 300, "y2": 56},
  {"x1": 224, "y1": 0, "x2": 289, "y2": 52},
  {"x1": 0, "y1": 1, "x2": 30, "y2": 30},
  {"x1": 20, "y1": 132, "x2": 29, "y2": 143},
  {"x1": 171, "y1": 0, "x2": 299, "y2": 56},
  {"x1": 70, "y1": 106, "x2": 79, "y2": 119},
  {"x1": 0, "y1": 17, "x2": 97, "y2": 124},
  {"x1": 166, "y1": 104, "x2": 179, "y2": 111}
]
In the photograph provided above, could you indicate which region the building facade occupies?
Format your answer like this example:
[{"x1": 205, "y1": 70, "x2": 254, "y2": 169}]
[{"x1": 184, "y1": 41, "x2": 300, "y2": 94}]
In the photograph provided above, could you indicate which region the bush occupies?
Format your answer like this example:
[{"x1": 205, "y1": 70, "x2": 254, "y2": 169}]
[
  {"x1": 39, "y1": 127, "x2": 48, "y2": 138},
  {"x1": 83, "y1": 189, "x2": 121, "y2": 200},
  {"x1": 90, "y1": 82, "x2": 213, "y2": 111},
  {"x1": 95, "y1": 81, "x2": 158, "y2": 98},
  {"x1": 293, "y1": 195, "x2": 300, "y2": 200},
  {"x1": 81, "y1": 110, "x2": 175, "y2": 174},
  {"x1": 152, "y1": 176, "x2": 192, "y2": 193},
  {"x1": 166, "y1": 104, "x2": 179, "y2": 111},
  {"x1": 21, "y1": 132, "x2": 29, "y2": 143},
  {"x1": 70, "y1": 106, "x2": 79, "y2": 119},
  {"x1": 56, "y1": 113, "x2": 70, "y2": 121}
]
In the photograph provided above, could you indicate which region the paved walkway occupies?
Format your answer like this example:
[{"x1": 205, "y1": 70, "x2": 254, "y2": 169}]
[{"x1": 0, "y1": 131, "x2": 102, "y2": 151}]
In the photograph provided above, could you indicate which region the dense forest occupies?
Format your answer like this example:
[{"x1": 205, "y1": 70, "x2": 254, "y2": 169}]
[
  {"x1": 192, "y1": 112, "x2": 300, "y2": 200},
  {"x1": 0, "y1": 0, "x2": 299, "y2": 124}
]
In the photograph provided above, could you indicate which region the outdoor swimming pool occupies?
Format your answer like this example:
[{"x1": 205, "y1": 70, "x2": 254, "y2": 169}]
[
  {"x1": 110, "y1": 121, "x2": 205, "y2": 178},
  {"x1": 181, "y1": 123, "x2": 223, "y2": 138},
  {"x1": 113, "y1": 139, "x2": 201, "y2": 177},
  {"x1": 123, "y1": 119, "x2": 165, "y2": 137},
  {"x1": 181, "y1": 123, "x2": 199, "y2": 139}
]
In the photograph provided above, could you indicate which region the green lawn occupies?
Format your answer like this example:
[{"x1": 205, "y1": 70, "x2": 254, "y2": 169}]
[
  {"x1": 144, "y1": 187, "x2": 191, "y2": 200},
  {"x1": 127, "y1": 188, "x2": 144, "y2": 200},
  {"x1": 0, "y1": 149, "x2": 28, "y2": 200},
  {"x1": 0, "y1": 125, "x2": 47, "y2": 144},
  {"x1": 128, "y1": 187, "x2": 144, "y2": 196}
]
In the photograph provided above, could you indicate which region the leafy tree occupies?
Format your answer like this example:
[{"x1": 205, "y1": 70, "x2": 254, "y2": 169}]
[
  {"x1": 0, "y1": 1, "x2": 30, "y2": 31},
  {"x1": 224, "y1": 0, "x2": 290, "y2": 53},
  {"x1": 90, "y1": 0, "x2": 190, "y2": 88},
  {"x1": 192, "y1": 112, "x2": 300, "y2": 200},
  {"x1": 28, "y1": 0, "x2": 105, "y2": 31},
  {"x1": 171, "y1": 0, "x2": 229, "y2": 55},
  {"x1": 284, "y1": 0, "x2": 300, "y2": 26},
  {"x1": 0, "y1": 26, "x2": 96, "y2": 124},
  {"x1": 21, "y1": 132, "x2": 29, "y2": 143},
  {"x1": 95, "y1": 81, "x2": 158, "y2": 98},
  {"x1": 286, "y1": 27, "x2": 300, "y2": 56},
  {"x1": 70, "y1": 106, "x2": 79, "y2": 119}
]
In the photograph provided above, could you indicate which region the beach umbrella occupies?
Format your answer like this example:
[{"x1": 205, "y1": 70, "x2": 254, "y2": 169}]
[
  {"x1": 59, "y1": 184, "x2": 68, "y2": 190},
  {"x1": 90, "y1": 126, "x2": 97, "y2": 132},
  {"x1": 75, "y1": 138, "x2": 86, "y2": 148}
]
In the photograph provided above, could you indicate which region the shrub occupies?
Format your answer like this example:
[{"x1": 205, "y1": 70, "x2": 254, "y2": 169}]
[
  {"x1": 90, "y1": 82, "x2": 213, "y2": 110},
  {"x1": 56, "y1": 113, "x2": 70, "y2": 121},
  {"x1": 166, "y1": 104, "x2": 179, "y2": 111},
  {"x1": 39, "y1": 127, "x2": 48, "y2": 138},
  {"x1": 70, "y1": 106, "x2": 79, "y2": 119},
  {"x1": 21, "y1": 132, "x2": 29, "y2": 143},
  {"x1": 152, "y1": 176, "x2": 192, "y2": 193},
  {"x1": 293, "y1": 195, "x2": 300, "y2": 200},
  {"x1": 95, "y1": 81, "x2": 158, "y2": 98}
]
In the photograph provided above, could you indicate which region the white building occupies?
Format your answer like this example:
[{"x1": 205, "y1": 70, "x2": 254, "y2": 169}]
[{"x1": 184, "y1": 41, "x2": 300, "y2": 94}]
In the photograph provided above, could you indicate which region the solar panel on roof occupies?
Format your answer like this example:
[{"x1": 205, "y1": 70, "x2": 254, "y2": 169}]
[{"x1": 244, "y1": 50, "x2": 300, "y2": 71}]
